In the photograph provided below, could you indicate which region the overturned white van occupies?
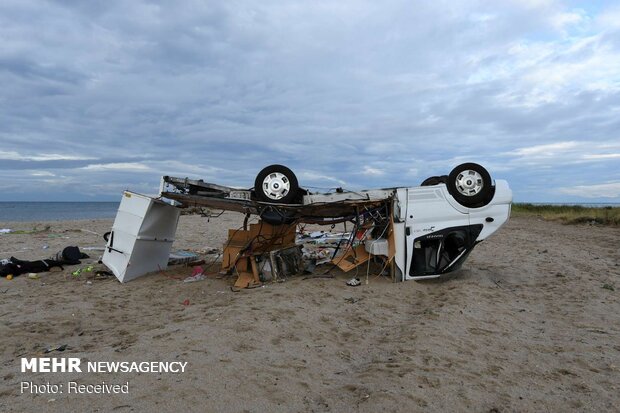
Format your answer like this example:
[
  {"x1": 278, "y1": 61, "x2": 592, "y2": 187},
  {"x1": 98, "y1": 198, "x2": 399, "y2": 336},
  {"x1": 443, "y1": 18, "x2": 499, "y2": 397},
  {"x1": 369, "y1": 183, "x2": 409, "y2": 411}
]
[{"x1": 103, "y1": 163, "x2": 511, "y2": 283}]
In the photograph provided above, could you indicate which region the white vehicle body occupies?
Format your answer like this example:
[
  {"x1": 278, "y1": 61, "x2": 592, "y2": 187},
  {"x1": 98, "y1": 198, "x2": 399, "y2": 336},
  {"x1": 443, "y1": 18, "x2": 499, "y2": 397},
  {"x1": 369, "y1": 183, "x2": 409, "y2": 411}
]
[{"x1": 392, "y1": 180, "x2": 511, "y2": 280}]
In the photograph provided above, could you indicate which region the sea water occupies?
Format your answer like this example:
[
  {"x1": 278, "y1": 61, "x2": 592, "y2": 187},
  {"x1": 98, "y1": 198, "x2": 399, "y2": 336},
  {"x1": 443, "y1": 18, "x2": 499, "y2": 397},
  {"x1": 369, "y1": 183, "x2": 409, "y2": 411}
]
[{"x1": 0, "y1": 202, "x2": 120, "y2": 222}]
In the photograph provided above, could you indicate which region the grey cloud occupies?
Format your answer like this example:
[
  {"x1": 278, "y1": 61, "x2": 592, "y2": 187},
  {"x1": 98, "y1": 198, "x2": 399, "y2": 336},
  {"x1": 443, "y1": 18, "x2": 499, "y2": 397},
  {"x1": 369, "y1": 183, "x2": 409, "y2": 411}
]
[{"x1": 1, "y1": 0, "x2": 619, "y2": 202}]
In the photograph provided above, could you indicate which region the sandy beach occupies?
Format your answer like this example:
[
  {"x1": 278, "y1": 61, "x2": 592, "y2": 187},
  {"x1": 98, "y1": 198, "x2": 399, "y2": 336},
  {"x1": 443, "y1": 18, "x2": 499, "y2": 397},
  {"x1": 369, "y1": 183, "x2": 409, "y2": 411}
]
[{"x1": 0, "y1": 213, "x2": 619, "y2": 412}]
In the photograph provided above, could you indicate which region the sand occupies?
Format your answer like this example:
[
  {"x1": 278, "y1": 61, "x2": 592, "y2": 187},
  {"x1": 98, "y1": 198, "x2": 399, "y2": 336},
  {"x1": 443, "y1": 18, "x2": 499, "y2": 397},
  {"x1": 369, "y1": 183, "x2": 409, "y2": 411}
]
[{"x1": 0, "y1": 213, "x2": 619, "y2": 412}]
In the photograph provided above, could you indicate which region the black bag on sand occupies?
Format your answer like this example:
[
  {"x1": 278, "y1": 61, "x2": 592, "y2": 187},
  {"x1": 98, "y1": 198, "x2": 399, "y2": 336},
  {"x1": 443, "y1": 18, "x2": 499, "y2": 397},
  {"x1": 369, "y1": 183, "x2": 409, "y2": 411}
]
[{"x1": 55, "y1": 246, "x2": 89, "y2": 265}]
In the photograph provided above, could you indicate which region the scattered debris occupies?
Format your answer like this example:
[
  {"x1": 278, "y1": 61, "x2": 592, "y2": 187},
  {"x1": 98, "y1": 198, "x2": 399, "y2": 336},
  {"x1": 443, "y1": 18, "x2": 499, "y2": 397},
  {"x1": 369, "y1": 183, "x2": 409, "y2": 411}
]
[
  {"x1": 72, "y1": 265, "x2": 94, "y2": 277},
  {"x1": 301, "y1": 246, "x2": 334, "y2": 265},
  {"x1": 183, "y1": 266, "x2": 206, "y2": 283},
  {"x1": 169, "y1": 251, "x2": 200, "y2": 265},
  {"x1": 5, "y1": 225, "x2": 51, "y2": 235},
  {"x1": 303, "y1": 259, "x2": 317, "y2": 274},
  {"x1": 192, "y1": 247, "x2": 220, "y2": 255},
  {"x1": 182, "y1": 299, "x2": 190, "y2": 306},
  {"x1": 43, "y1": 344, "x2": 68, "y2": 353},
  {"x1": 346, "y1": 277, "x2": 361, "y2": 287},
  {"x1": 81, "y1": 247, "x2": 106, "y2": 251},
  {"x1": 298, "y1": 231, "x2": 350, "y2": 265},
  {"x1": 184, "y1": 273, "x2": 206, "y2": 283},
  {"x1": 94, "y1": 270, "x2": 114, "y2": 280}
]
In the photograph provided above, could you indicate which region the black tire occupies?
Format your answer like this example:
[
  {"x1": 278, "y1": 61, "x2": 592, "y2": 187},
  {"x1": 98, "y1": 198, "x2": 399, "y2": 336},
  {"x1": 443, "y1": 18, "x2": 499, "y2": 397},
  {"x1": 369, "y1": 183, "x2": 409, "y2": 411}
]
[
  {"x1": 421, "y1": 175, "x2": 448, "y2": 186},
  {"x1": 447, "y1": 163, "x2": 493, "y2": 208},
  {"x1": 254, "y1": 164, "x2": 299, "y2": 204}
]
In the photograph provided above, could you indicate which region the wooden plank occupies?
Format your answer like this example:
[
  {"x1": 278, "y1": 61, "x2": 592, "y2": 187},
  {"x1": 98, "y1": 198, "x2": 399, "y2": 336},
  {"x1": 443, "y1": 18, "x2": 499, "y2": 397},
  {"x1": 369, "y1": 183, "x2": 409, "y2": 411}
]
[
  {"x1": 333, "y1": 245, "x2": 370, "y2": 272},
  {"x1": 250, "y1": 257, "x2": 260, "y2": 284},
  {"x1": 228, "y1": 228, "x2": 251, "y2": 243},
  {"x1": 221, "y1": 246, "x2": 241, "y2": 270},
  {"x1": 234, "y1": 272, "x2": 255, "y2": 288}
]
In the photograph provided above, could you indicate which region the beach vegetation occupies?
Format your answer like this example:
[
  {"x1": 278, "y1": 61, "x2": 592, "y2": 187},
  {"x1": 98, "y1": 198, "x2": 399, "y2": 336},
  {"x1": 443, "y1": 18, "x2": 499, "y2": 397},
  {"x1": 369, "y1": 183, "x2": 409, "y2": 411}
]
[{"x1": 512, "y1": 204, "x2": 620, "y2": 226}]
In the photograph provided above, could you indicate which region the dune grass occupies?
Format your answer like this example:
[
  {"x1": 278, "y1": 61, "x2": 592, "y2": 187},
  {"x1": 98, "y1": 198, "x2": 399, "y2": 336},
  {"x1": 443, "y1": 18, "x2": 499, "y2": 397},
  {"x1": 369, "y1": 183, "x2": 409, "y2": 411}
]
[{"x1": 512, "y1": 203, "x2": 620, "y2": 226}]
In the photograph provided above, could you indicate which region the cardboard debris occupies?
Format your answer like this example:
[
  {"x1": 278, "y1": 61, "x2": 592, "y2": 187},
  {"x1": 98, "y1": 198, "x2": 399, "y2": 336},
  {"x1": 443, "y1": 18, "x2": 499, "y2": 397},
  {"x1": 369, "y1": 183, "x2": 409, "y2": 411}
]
[{"x1": 222, "y1": 221, "x2": 297, "y2": 288}]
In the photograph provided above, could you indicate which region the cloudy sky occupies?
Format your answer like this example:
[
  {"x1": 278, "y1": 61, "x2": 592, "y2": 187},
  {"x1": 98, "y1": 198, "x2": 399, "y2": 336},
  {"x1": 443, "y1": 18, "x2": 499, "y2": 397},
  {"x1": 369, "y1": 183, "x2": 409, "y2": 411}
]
[{"x1": 1, "y1": 0, "x2": 619, "y2": 202}]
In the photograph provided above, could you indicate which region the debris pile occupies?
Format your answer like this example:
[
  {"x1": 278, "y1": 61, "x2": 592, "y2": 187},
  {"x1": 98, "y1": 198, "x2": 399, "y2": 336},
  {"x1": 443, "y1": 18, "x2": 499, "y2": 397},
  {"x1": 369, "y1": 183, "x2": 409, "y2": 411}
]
[{"x1": 297, "y1": 231, "x2": 351, "y2": 265}]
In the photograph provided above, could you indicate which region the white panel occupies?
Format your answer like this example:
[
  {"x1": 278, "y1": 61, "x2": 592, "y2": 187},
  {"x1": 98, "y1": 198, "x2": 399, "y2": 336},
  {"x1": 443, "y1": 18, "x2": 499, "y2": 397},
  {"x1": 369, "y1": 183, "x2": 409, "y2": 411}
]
[
  {"x1": 392, "y1": 221, "x2": 406, "y2": 281},
  {"x1": 122, "y1": 239, "x2": 175, "y2": 282},
  {"x1": 365, "y1": 239, "x2": 389, "y2": 256},
  {"x1": 102, "y1": 191, "x2": 181, "y2": 283}
]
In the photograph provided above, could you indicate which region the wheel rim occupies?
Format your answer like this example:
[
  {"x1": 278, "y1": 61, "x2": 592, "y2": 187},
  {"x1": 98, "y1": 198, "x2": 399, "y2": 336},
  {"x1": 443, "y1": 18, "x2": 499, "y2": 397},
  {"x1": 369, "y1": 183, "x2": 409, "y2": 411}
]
[
  {"x1": 262, "y1": 172, "x2": 290, "y2": 200},
  {"x1": 455, "y1": 169, "x2": 484, "y2": 197}
]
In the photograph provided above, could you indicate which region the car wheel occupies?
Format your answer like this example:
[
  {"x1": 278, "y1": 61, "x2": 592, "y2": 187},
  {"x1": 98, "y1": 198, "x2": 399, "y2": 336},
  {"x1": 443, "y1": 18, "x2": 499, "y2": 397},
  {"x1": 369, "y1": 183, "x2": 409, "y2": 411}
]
[
  {"x1": 447, "y1": 163, "x2": 493, "y2": 207},
  {"x1": 254, "y1": 164, "x2": 300, "y2": 204},
  {"x1": 421, "y1": 175, "x2": 448, "y2": 186}
]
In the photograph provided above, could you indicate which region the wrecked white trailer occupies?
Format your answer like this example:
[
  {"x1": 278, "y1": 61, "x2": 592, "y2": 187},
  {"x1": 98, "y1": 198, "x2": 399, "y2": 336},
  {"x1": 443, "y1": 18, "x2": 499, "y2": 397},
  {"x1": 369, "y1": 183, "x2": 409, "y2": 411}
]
[{"x1": 103, "y1": 163, "x2": 512, "y2": 283}]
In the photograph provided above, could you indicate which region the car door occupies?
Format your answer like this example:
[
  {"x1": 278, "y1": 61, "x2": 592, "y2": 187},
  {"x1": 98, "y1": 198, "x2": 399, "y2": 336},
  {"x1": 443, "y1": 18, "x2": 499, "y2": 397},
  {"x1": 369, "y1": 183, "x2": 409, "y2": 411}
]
[{"x1": 404, "y1": 185, "x2": 471, "y2": 279}]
